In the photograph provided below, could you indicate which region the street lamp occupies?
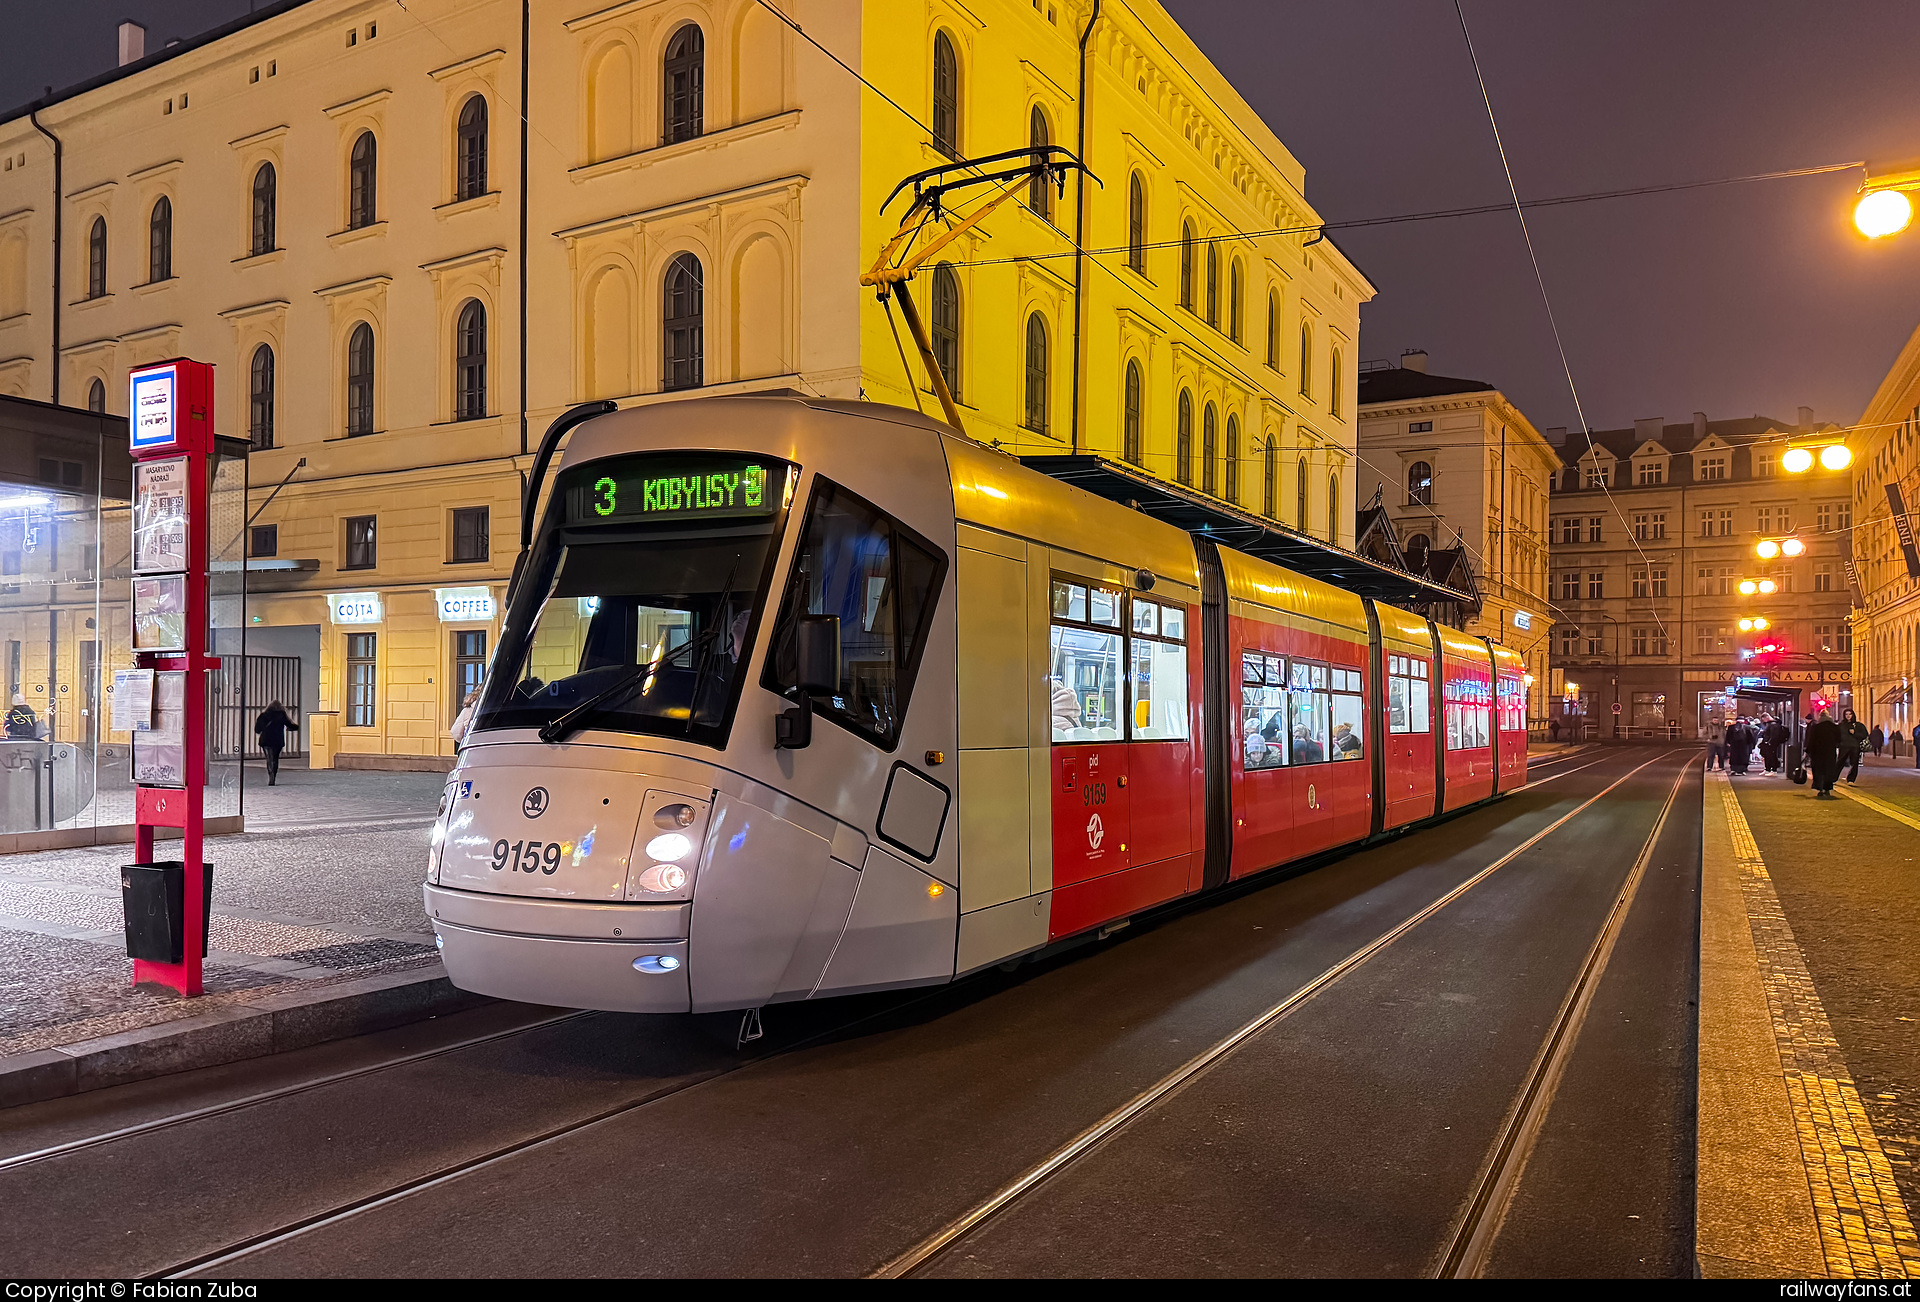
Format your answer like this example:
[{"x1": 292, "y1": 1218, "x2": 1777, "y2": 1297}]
[
  {"x1": 1856, "y1": 187, "x2": 1914, "y2": 238},
  {"x1": 1755, "y1": 537, "x2": 1804, "y2": 560}
]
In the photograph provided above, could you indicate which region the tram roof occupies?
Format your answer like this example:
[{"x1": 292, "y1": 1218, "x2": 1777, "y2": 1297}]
[{"x1": 1019, "y1": 455, "x2": 1476, "y2": 610}]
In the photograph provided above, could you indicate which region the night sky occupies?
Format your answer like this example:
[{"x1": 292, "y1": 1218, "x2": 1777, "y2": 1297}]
[{"x1": 10, "y1": 0, "x2": 1920, "y2": 433}]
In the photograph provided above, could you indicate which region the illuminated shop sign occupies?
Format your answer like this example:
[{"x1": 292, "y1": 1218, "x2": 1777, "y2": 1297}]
[
  {"x1": 436, "y1": 586, "x2": 496, "y2": 622},
  {"x1": 1512, "y1": 610, "x2": 1533, "y2": 630},
  {"x1": 564, "y1": 455, "x2": 785, "y2": 526},
  {"x1": 329, "y1": 592, "x2": 383, "y2": 624}
]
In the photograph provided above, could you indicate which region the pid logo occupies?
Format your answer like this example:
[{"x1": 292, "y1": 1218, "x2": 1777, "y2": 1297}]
[{"x1": 1086, "y1": 812, "x2": 1105, "y2": 850}]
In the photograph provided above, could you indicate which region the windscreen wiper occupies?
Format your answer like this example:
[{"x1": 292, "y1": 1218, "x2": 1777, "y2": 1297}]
[{"x1": 537, "y1": 623, "x2": 724, "y2": 744}]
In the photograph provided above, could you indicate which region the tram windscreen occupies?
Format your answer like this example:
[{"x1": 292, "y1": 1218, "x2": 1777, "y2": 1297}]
[{"x1": 473, "y1": 456, "x2": 793, "y2": 746}]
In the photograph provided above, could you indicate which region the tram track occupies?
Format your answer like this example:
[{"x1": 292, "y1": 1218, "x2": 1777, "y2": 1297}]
[
  {"x1": 1, "y1": 745, "x2": 1676, "y2": 1279},
  {"x1": 873, "y1": 748, "x2": 1688, "y2": 1278}
]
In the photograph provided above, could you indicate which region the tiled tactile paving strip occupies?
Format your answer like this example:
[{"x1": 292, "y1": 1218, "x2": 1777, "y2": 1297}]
[{"x1": 1721, "y1": 782, "x2": 1920, "y2": 1278}]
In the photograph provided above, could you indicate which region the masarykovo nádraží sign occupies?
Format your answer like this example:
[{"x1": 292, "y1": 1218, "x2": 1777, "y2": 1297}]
[
  {"x1": 329, "y1": 592, "x2": 383, "y2": 624},
  {"x1": 435, "y1": 587, "x2": 496, "y2": 622}
]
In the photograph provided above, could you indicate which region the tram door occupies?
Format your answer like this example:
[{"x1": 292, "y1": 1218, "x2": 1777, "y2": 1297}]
[{"x1": 1048, "y1": 576, "x2": 1131, "y2": 889}]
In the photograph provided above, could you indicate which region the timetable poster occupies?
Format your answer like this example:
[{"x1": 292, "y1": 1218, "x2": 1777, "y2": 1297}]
[
  {"x1": 131, "y1": 671, "x2": 187, "y2": 788},
  {"x1": 132, "y1": 574, "x2": 188, "y2": 652},
  {"x1": 133, "y1": 456, "x2": 190, "y2": 574}
]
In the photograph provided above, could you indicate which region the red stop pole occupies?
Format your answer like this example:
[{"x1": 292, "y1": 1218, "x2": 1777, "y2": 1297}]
[{"x1": 127, "y1": 358, "x2": 220, "y2": 997}]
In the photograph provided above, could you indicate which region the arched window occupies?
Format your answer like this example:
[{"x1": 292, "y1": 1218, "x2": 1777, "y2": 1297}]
[
  {"x1": 1229, "y1": 260, "x2": 1243, "y2": 343},
  {"x1": 1127, "y1": 173, "x2": 1146, "y2": 273},
  {"x1": 1406, "y1": 532, "x2": 1431, "y2": 559},
  {"x1": 1179, "y1": 221, "x2": 1195, "y2": 309},
  {"x1": 1262, "y1": 437, "x2": 1278, "y2": 518},
  {"x1": 87, "y1": 378, "x2": 105, "y2": 414},
  {"x1": 1328, "y1": 474, "x2": 1340, "y2": 544},
  {"x1": 1407, "y1": 460, "x2": 1433, "y2": 505},
  {"x1": 148, "y1": 196, "x2": 171, "y2": 283},
  {"x1": 455, "y1": 299, "x2": 487, "y2": 420},
  {"x1": 663, "y1": 25, "x2": 704, "y2": 145},
  {"x1": 87, "y1": 217, "x2": 106, "y2": 299},
  {"x1": 1331, "y1": 348, "x2": 1343, "y2": 417},
  {"x1": 346, "y1": 322, "x2": 375, "y2": 436},
  {"x1": 1023, "y1": 312, "x2": 1048, "y2": 434},
  {"x1": 456, "y1": 94, "x2": 488, "y2": 201},
  {"x1": 249, "y1": 344, "x2": 275, "y2": 448},
  {"x1": 663, "y1": 252, "x2": 704, "y2": 391},
  {"x1": 1296, "y1": 456, "x2": 1309, "y2": 530},
  {"x1": 348, "y1": 131, "x2": 377, "y2": 229},
  {"x1": 1123, "y1": 360, "x2": 1143, "y2": 465},
  {"x1": 1225, "y1": 414, "x2": 1241, "y2": 504},
  {"x1": 251, "y1": 163, "x2": 277, "y2": 256},
  {"x1": 1176, "y1": 390, "x2": 1194, "y2": 485},
  {"x1": 932, "y1": 32, "x2": 960, "y2": 157},
  {"x1": 1298, "y1": 322, "x2": 1312, "y2": 397},
  {"x1": 1265, "y1": 290, "x2": 1280, "y2": 367},
  {"x1": 1028, "y1": 106, "x2": 1052, "y2": 223},
  {"x1": 1204, "y1": 240, "x2": 1219, "y2": 328},
  {"x1": 1202, "y1": 403, "x2": 1218, "y2": 495},
  {"x1": 931, "y1": 263, "x2": 961, "y2": 401}
]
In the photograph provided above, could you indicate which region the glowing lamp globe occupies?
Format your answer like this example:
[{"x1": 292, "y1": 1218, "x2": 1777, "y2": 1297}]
[
  {"x1": 1755, "y1": 539, "x2": 1781, "y2": 560},
  {"x1": 1782, "y1": 537, "x2": 1806, "y2": 557},
  {"x1": 1855, "y1": 188, "x2": 1914, "y2": 239},
  {"x1": 1738, "y1": 618, "x2": 1754, "y2": 632},
  {"x1": 1819, "y1": 444, "x2": 1853, "y2": 471},
  {"x1": 1781, "y1": 447, "x2": 1815, "y2": 474},
  {"x1": 1738, "y1": 579, "x2": 1758, "y2": 595},
  {"x1": 1753, "y1": 617, "x2": 1769, "y2": 631},
  {"x1": 1758, "y1": 579, "x2": 1777, "y2": 594}
]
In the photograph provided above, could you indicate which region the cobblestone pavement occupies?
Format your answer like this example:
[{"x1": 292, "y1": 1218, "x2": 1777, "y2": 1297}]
[
  {"x1": 1723, "y1": 765, "x2": 1920, "y2": 1276},
  {"x1": 0, "y1": 765, "x2": 447, "y2": 1058}
]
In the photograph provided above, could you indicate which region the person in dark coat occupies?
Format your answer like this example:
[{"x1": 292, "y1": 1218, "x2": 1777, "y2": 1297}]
[
  {"x1": 1759, "y1": 716, "x2": 1788, "y2": 773},
  {"x1": 1870, "y1": 724, "x2": 1885, "y2": 757},
  {"x1": 1807, "y1": 709, "x2": 1844, "y2": 798},
  {"x1": 1728, "y1": 718, "x2": 1756, "y2": 774},
  {"x1": 1840, "y1": 709, "x2": 1870, "y2": 784},
  {"x1": 253, "y1": 700, "x2": 298, "y2": 786},
  {"x1": 5, "y1": 693, "x2": 36, "y2": 739}
]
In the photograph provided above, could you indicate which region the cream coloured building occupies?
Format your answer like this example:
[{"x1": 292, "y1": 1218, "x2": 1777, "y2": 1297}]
[
  {"x1": 1849, "y1": 317, "x2": 1920, "y2": 737},
  {"x1": 0, "y1": 0, "x2": 1370, "y2": 767}
]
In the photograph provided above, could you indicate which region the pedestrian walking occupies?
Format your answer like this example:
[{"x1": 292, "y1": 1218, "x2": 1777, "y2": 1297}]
[
  {"x1": 1704, "y1": 715, "x2": 1727, "y2": 771},
  {"x1": 1807, "y1": 709, "x2": 1844, "y2": 798},
  {"x1": 451, "y1": 690, "x2": 481, "y2": 747},
  {"x1": 1728, "y1": 717, "x2": 1756, "y2": 774},
  {"x1": 252, "y1": 700, "x2": 298, "y2": 786},
  {"x1": 1757, "y1": 714, "x2": 1783, "y2": 773},
  {"x1": 1840, "y1": 709, "x2": 1869, "y2": 784},
  {"x1": 1548, "y1": 717, "x2": 1561, "y2": 743},
  {"x1": 1870, "y1": 723, "x2": 1886, "y2": 757},
  {"x1": 4, "y1": 693, "x2": 36, "y2": 740}
]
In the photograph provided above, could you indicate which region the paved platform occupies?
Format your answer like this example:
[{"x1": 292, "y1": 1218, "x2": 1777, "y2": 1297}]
[
  {"x1": 1698, "y1": 760, "x2": 1920, "y2": 1278},
  {"x1": 0, "y1": 765, "x2": 446, "y2": 1062}
]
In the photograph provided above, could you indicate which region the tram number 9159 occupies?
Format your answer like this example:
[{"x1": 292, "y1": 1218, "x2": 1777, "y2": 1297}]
[
  {"x1": 493, "y1": 839, "x2": 561, "y2": 874},
  {"x1": 1082, "y1": 782, "x2": 1108, "y2": 808}
]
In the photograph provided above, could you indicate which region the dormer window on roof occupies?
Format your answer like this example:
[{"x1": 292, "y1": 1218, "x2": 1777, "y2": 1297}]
[{"x1": 1631, "y1": 441, "x2": 1669, "y2": 485}]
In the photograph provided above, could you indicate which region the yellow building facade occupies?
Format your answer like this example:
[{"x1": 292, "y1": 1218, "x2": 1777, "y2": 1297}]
[
  {"x1": 0, "y1": 0, "x2": 1368, "y2": 767},
  {"x1": 1850, "y1": 317, "x2": 1920, "y2": 736}
]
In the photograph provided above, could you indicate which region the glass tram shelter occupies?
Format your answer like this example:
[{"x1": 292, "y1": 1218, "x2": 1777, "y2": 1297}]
[{"x1": 0, "y1": 393, "x2": 245, "y2": 848}]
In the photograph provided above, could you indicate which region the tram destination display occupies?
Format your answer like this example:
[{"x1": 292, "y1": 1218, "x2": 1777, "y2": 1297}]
[
  {"x1": 563, "y1": 455, "x2": 785, "y2": 526},
  {"x1": 132, "y1": 456, "x2": 190, "y2": 573}
]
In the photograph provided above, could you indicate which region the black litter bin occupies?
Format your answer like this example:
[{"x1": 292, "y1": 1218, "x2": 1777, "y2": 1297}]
[{"x1": 122, "y1": 862, "x2": 214, "y2": 964}]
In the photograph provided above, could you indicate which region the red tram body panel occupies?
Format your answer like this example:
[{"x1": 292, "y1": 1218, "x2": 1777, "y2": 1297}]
[
  {"x1": 1436, "y1": 626, "x2": 1497, "y2": 812},
  {"x1": 1372, "y1": 602, "x2": 1440, "y2": 831},
  {"x1": 1489, "y1": 641, "x2": 1530, "y2": 793}
]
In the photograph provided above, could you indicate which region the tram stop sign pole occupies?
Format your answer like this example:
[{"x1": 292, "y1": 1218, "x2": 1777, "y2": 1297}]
[{"x1": 125, "y1": 358, "x2": 219, "y2": 996}]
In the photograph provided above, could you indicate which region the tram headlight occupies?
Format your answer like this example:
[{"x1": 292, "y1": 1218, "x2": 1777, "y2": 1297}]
[
  {"x1": 645, "y1": 832, "x2": 694, "y2": 862},
  {"x1": 634, "y1": 863, "x2": 688, "y2": 894}
]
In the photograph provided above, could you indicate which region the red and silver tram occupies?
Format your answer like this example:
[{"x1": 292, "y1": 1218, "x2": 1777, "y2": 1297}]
[{"x1": 424, "y1": 396, "x2": 1527, "y2": 1015}]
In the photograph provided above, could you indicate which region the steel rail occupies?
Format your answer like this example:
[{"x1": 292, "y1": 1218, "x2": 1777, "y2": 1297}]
[
  {"x1": 871, "y1": 748, "x2": 1678, "y2": 1278},
  {"x1": 0, "y1": 1011, "x2": 589, "y2": 1173},
  {"x1": 1435, "y1": 755, "x2": 1692, "y2": 1277}
]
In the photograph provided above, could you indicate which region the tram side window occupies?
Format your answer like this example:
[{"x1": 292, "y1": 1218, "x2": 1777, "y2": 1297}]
[
  {"x1": 768, "y1": 480, "x2": 946, "y2": 750},
  {"x1": 1289, "y1": 658, "x2": 1330, "y2": 764},
  {"x1": 1330, "y1": 666, "x2": 1364, "y2": 759},
  {"x1": 1050, "y1": 577, "x2": 1125, "y2": 742},
  {"x1": 1241, "y1": 651, "x2": 1287, "y2": 769},
  {"x1": 1128, "y1": 595, "x2": 1189, "y2": 740},
  {"x1": 1387, "y1": 654, "x2": 1431, "y2": 735},
  {"x1": 1446, "y1": 677, "x2": 1490, "y2": 751}
]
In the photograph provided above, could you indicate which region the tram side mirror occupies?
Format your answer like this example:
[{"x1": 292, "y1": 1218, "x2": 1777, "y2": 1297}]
[
  {"x1": 794, "y1": 615, "x2": 841, "y2": 695},
  {"x1": 776, "y1": 615, "x2": 840, "y2": 750}
]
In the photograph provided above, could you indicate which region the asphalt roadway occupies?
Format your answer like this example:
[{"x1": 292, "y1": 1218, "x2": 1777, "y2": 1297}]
[{"x1": 0, "y1": 745, "x2": 1704, "y2": 1279}]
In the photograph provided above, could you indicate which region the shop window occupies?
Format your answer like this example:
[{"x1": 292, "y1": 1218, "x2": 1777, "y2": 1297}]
[
  {"x1": 452, "y1": 629, "x2": 487, "y2": 717},
  {"x1": 346, "y1": 632, "x2": 377, "y2": 727},
  {"x1": 764, "y1": 478, "x2": 946, "y2": 751},
  {"x1": 344, "y1": 515, "x2": 376, "y2": 570},
  {"x1": 1387, "y1": 652, "x2": 1431, "y2": 735},
  {"x1": 450, "y1": 506, "x2": 489, "y2": 563}
]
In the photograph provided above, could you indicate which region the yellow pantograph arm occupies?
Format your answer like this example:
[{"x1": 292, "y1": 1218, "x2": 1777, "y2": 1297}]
[{"x1": 860, "y1": 181, "x2": 1026, "y2": 288}]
